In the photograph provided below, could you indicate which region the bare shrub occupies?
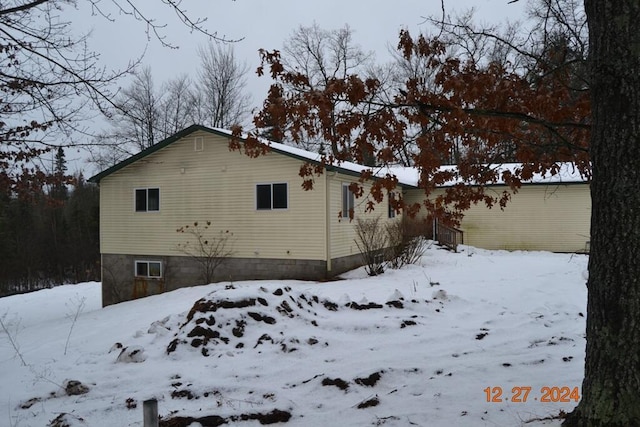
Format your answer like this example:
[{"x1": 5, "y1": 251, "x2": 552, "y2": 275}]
[
  {"x1": 64, "y1": 296, "x2": 86, "y2": 355},
  {"x1": 176, "y1": 221, "x2": 234, "y2": 284},
  {"x1": 385, "y1": 220, "x2": 405, "y2": 269},
  {"x1": 354, "y1": 217, "x2": 388, "y2": 276},
  {"x1": 386, "y1": 218, "x2": 429, "y2": 269},
  {"x1": 0, "y1": 314, "x2": 27, "y2": 366},
  {"x1": 401, "y1": 236, "x2": 429, "y2": 266}
]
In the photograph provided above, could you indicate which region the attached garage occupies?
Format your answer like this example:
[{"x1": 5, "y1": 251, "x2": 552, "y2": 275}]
[{"x1": 400, "y1": 164, "x2": 591, "y2": 253}]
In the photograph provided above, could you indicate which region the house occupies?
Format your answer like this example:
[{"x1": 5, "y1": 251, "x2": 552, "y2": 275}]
[
  {"x1": 89, "y1": 125, "x2": 406, "y2": 306},
  {"x1": 90, "y1": 124, "x2": 591, "y2": 306}
]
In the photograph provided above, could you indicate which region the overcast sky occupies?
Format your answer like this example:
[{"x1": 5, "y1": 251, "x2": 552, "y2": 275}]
[
  {"x1": 66, "y1": 0, "x2": 527, "y2": 173},
  {"x1": 73, "y1": 0, "x2": 527, "y2": 110}
]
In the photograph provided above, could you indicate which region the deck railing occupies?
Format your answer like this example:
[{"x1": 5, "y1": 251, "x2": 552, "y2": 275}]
[{"x1": 435, "y1": 220, "x2": 464, "y2": 252}]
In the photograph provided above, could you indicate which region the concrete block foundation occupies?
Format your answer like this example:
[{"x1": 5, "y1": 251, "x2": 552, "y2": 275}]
[{"x1": 101, "y1": 253, "x2": 364, "y2": 306}]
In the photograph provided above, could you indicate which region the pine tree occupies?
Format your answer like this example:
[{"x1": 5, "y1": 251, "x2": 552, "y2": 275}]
[{"x1": 52, "y1": 146, "x2": 68, "y2": 201}]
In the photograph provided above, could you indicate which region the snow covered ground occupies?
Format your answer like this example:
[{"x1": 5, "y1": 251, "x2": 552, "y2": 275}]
[{"x1": 0, "y1": 244, "x2": 588, "y2": 426}]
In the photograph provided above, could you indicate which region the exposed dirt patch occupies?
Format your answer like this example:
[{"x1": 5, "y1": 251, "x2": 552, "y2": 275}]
[
  {"x1": 232, "y1": 319, "x2": 246, "y2": 337},
  {"x1": 255, "y1": 333, "x2": 273, "y2": 348},
  {"x1": 20, "y1": 397, "x2": 41, "y2": 409},
  {"x1": 277, "y1": 300, "x2": 294, "y2": 317},
  {"x1": 48, "y1": 413, "x2": 86, "y2": 427},
  {"x1": 195, "y1": 315, "x2": 216, "y2": 326},
  {"x1": 171, "y1": 389, "x2": 197, "y2": 400},
  {"x1": 401, "y1": 320, "x2": 417, "y2": 328},
  {"x1": 185, "y1": 298, "x2": 259, "y2": 324},
  {"x1": 167, "y1": 338, "x2": 179, "y2": 353},
  {"x1": 347, "y1": 302, "x2": 384, "y2": 310},
  {"x1": 247, "y1": 312, "x2": 277, "y2": 324},
  {"x1": 159, "y1": 409, "x2": 291, "y2": 426},
  {"x1": 354, "y1": 371, "x2": 383, "y2": 387},
  {"x1": 386, "y1": 300, "x2": 404, "y2": 309},
  {"x1": 185, "y1": 298, "x2": 218, "y2": 323},
  {"x1": 322, "y1": 300, "x2": 338, "y2": 311},
  {"x1": 322, "y1": 377, "x2": 349, "y2": 390},
  {"x1": 357, "y1": 396, "x2": 380, "y2": 409},
  {"x1": 188, "y1": 325, "x2": 221, "y2": 339},
  {"x1": 160, "y1": 414, "x2": 226, "y2": 427},
  {"x1": 218, "y1": 299, "x2": 257, "y2": 310},
  {"x1": 64, "y1": 379, "x2": 90, "y2": 396}
]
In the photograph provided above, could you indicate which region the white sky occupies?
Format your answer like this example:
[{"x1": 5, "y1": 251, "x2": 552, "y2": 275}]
[
  {"x1": 71, "y1": 0, "x2": 527, "y2": 112},
  {"x1": 64, "y1": 0, "x2": 527, "y2": 174}
]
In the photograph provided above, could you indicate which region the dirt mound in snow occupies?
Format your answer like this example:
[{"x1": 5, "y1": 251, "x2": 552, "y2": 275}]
[
  {"x1": 159, "y1": 409, "x2": 291, "y2": 426},
  {"x1": 165, "y1": 285, "x2": 429, "y2": 357}
]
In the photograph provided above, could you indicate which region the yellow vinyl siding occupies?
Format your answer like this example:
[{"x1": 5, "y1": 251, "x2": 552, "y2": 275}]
[
  {"x1": 458, "y1": 184, "x2": 590, "y2": 252},
  {"x1": 404, "y1": 184, "x2": 591, "y2": 252},
  {"x1": 99, "y1": 131, "x2": 326, "y2": 260},
  {"x1": 329, "y1": 172, "x2": 401, "y2": 259}
]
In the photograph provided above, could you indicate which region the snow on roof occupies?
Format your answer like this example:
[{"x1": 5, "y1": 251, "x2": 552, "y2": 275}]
[
  {"x1": 385, "y1": 163, "x2": 589, "y2": 187},
  {"x1": 90, "y1": 125, "x2": 589, "y2": 188},
  {"x1": 213, "y1": 128, "x2": 419, "y2": 186},
  {"x1": 216, "y1": 129, "x2": 589, "y2": 188}
]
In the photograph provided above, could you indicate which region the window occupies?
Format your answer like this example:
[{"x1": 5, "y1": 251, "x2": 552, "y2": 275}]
[
  {"x1": 135, "y1": 188, "x2": 160, "y2": 212},
  {"x1": 256, "y1": 183, "x2": 288, "y2": 210},
  {"x1": 135, "y1": 260, "x2": 162, "y2": 278},
  {"x1": 342, "y1": 183, "x2": 355, "y2": 218},
  {"x1": 388, "y1": 192, "x2": 396, "y2": 219}
]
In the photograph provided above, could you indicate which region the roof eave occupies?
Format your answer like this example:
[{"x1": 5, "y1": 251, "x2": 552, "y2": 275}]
[{"x1": 87, "y1": 124, "x2": 418, "y2": 189}]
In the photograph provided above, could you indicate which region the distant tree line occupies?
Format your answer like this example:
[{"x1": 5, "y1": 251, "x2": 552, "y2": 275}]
[{"x1": 0, "y1": 148, "x2": 100, "y2": 297}]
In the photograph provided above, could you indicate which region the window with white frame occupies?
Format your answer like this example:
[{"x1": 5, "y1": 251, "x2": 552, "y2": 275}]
[
  {"x1": 256, "y1": 183, "x2": 288, "y2": 210},
  {"x1": 135, "y1": 260, "x2": 162, "y2": 278},
  {"x1": 135, "y1": 188, "x2": 160, "y2": 212},
  {"x1": 342, "y1": 183, "x2": 355, "y2": 218}
]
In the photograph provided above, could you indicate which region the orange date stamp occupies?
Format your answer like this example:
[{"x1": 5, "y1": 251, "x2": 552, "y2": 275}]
[{"x1": 484, "y1": 386, "x2": 580, "y2": 403}]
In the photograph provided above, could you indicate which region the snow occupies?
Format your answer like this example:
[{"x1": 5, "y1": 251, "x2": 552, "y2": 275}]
[
  {"x1": 387, "y1": 163, "x2": 588, "y2": 188},
  {"x1": 212, "y1": 128, "x2": 589, "y2": 189},
  {"x1": 212, "y1": 127, "x2": 391, "y2": 185},
  {"x1": 0, "y1": 244, "x2": 588, "y2": 426}
]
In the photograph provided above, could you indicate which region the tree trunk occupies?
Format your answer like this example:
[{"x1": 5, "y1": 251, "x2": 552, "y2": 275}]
[{"x1": 564, "y1": 1, "x2": 640, "y2": 425}]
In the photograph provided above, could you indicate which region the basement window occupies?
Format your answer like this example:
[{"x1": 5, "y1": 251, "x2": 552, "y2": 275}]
[
  {"x1": 135, "y1": 260, "x2": 162, "y2": 278},
  {"x1": 256, "y1": 183, "x2": 288, "y2": 210},
  {"x1": 135, "y1": 188, "x2": 160, "y2": 212}
]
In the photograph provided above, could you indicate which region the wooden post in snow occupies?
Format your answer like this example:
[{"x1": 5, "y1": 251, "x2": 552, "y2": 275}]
[{"x1": 143, "y1": 399, "x2": 158, "y2": 427}]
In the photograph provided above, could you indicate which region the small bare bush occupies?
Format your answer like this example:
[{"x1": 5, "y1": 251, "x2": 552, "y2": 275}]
[
  {"x1": 386, "y1": 218, "x2": 428, "y2": 269},
  {"x1": 354, "y1": 217, "x2": 388, "y2": 276},
  {"x1": 0, "y1": 313, "x2": 27, "y2": 366},
  {"x1": 176, "y1": 221, "x2": 234, "y2": 284}
]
